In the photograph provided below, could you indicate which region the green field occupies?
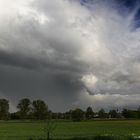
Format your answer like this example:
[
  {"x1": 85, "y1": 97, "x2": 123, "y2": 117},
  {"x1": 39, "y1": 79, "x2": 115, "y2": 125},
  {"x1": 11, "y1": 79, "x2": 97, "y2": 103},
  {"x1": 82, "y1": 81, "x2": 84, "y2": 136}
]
[{"x1": 0, "y1": 120, "x2": 140, "y2": 140}]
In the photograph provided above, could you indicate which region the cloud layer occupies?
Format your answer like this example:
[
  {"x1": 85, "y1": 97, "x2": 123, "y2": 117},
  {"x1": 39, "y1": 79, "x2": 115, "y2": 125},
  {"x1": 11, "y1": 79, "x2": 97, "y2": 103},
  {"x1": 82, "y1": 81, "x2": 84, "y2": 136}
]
[{"x1": 0, "y1": 0, "x2": 140, "y2": 111}]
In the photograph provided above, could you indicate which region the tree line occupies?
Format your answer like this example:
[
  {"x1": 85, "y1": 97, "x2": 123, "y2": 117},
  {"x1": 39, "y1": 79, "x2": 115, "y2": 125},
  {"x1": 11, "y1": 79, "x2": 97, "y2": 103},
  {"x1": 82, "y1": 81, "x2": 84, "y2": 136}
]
[{"x1": 0, "y1": 98, "x2": 140, "y2": 121}]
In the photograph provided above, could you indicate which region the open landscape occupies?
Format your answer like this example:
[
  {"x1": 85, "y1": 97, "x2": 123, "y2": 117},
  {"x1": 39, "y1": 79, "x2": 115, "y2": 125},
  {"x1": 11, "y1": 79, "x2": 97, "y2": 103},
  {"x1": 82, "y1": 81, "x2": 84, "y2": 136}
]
[
  {"x1": 1, "y1": 98, "x2": 140, "y2": 140},
  {"x1": 1, "y1": 0, "x2": 140, "y2": 139},
  {"x1": 0, "y1": 120, "x2": 140, "y2": 140}
]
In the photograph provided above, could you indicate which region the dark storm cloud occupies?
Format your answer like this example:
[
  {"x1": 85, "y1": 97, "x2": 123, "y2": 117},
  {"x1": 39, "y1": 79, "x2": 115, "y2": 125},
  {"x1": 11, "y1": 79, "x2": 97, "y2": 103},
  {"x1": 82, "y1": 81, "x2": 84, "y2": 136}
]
[
  {"x1": 0, "y1": 64, "x2": 83, "y2": 112},
  {"x1": 0, "y1": 50, "x2": 46, "y2": 69}
]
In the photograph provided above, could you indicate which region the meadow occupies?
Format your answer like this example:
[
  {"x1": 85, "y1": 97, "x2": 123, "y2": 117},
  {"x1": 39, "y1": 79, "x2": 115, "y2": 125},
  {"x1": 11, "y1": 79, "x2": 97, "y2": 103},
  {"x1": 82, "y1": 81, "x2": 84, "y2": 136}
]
[{"x1": 0, "y1": 120, "x2": 140, "y2": 140}]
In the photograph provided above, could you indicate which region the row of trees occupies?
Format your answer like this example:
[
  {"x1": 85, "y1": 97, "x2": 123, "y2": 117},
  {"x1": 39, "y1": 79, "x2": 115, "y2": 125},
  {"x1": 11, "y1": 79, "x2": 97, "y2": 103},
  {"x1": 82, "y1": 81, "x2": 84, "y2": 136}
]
[
  {"x1": 0, "y1": 98, "x2": 140, "y2": 121},
  {"x1": 0, "y1": 98, "x2": 48, "y2": 120},
  {"x1": 63, "y1": 108, "x2": 140, "y2": 121}
]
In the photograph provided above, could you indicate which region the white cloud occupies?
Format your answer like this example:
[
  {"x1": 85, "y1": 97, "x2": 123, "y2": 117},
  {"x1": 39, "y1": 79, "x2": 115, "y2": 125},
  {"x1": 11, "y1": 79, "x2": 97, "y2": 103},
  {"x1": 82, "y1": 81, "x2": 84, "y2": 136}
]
[{"x1": 81, "y1": 74, "x2": 99, "y2": 94}]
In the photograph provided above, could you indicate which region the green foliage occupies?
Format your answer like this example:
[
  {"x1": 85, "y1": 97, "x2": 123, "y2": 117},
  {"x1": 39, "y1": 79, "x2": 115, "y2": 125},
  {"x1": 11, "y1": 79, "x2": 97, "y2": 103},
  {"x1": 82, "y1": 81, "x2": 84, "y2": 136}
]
[
  {"x1": 109, "y1": 110, "x2": 118, "y2": 118},
  {"x1": 1, "y1": 97, "x2": 140, "y2": 120},
  {"x1": 122, "y1": 109, "x2": 138, "y2": 118},
  {"x1": 85, "y1": 107, "x2": 94, "y2": 119},
  {"x1": 71, "y1": 108, "x2": 85, "y2": 121},
  {"x1": 17, "y1": 98, "x2": 31, "y2": 119},
  {"x1": 0, "y1": 99, "x2": 9, "y2": 120},
  {"x1": 10, "y1": 112, "x2": 20, "y2": 120},
  {"x1": 98, "y1": 109, "x2": 107, "y2": 119},
  {"x1": 32, "y1": 100, "x2": 48, "y2": 120}
]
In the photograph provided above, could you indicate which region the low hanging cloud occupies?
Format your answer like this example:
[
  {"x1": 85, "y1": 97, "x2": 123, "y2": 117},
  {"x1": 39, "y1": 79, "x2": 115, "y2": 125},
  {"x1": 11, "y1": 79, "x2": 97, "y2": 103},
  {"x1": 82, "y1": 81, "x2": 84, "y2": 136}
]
[{"x1": 0, "y1": 0, "x2": 140, "y2": 111}]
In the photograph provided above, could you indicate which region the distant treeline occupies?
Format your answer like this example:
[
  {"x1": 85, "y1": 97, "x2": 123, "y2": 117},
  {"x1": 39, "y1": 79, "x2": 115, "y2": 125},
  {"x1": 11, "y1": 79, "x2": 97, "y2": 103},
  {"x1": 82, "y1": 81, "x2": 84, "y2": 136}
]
[{"x1": 0, "y1": 98, "x2": 140, "y2": 121}]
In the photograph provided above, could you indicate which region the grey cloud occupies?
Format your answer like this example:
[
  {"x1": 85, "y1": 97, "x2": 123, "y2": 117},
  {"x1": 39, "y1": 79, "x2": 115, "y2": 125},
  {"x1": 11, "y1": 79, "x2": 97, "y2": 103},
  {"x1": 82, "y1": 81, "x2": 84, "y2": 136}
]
[{"x1": 0, "y1": 0, "x2": 140, "y2": 111}]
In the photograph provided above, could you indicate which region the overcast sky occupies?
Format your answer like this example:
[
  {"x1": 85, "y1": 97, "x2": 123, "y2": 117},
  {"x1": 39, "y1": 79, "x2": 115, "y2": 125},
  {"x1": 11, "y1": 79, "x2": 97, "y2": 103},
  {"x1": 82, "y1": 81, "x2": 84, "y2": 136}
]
[{"x1": 0, "y1": 0, "x2": 140, "y2": 112}]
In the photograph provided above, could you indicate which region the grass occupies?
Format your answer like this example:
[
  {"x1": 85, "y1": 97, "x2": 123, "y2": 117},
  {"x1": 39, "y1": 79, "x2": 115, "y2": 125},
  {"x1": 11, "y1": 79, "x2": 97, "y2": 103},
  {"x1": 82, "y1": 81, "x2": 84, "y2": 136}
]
[{"x1": 0, "y1": 120, "x2": 140, "y2": 140}]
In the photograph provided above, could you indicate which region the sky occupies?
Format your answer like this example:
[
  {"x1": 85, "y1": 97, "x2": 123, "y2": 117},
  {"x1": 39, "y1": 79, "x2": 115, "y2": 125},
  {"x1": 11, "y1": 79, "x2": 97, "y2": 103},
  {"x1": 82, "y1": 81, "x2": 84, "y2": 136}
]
[{"x1": 0, "y1": 0, "x2": 140, "y2": 112}]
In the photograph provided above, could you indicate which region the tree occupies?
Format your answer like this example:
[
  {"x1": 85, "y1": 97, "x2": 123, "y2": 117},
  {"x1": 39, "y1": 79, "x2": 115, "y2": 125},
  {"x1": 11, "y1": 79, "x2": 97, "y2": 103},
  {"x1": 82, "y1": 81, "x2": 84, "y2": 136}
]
[
  {"x1": 98, "y1": 109, "x2": 107, "y2": 119},
  {"x1": 137, "y1": 106, "x2": 140, "y2": 118},
  {"x1": 71, "y1": 108, "x2": 84, "y2": 121},
  {"x1": 109, "y1": 110, "x2": 118, "y2": 118},
  {"x1": 10, "y1": 112, "x2": 20, "y2": 120},
  {"x1": 17, "y1": 98, "x2": 31, "y2": 119},
  {"x1": 43, "y1": 119, "x2": 57, "y2": 140},
  {"x1": 0, "y1": 99, "x2": 9, "y2": 120},
  {"x1": 122, "y1": 109, "x2": 137, "y2": 119},
  {"x1": 85, "y1": 106, "x2": 94, "y2": 119},
  {"x1": 32, "y1": 100, "x2": 48, "y2": 120},
  {"x1": 64, "y1": 111, "x2": 72, "y2": 120}
]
